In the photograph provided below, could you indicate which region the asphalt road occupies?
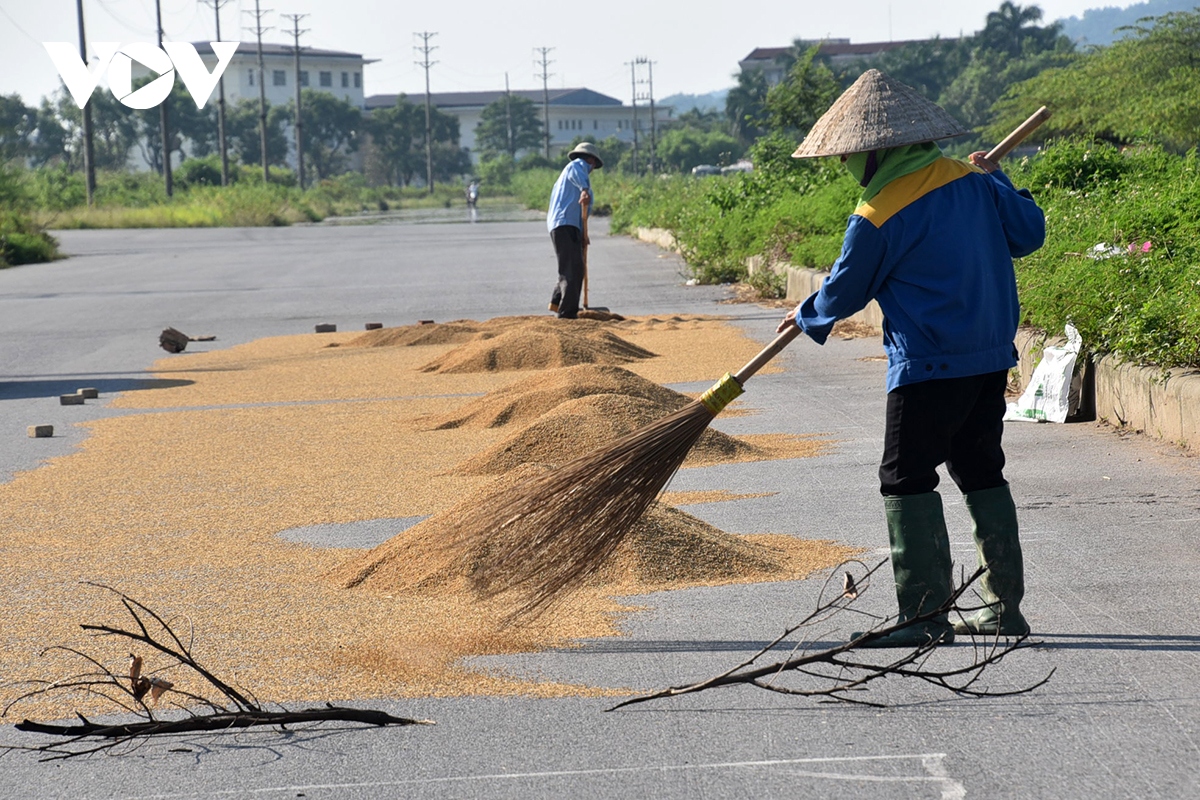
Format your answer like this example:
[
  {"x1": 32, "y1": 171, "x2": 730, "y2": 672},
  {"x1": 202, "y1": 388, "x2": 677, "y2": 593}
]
[{"x1": 1, "y1": 213, "x2": 1198, "y2": 799}]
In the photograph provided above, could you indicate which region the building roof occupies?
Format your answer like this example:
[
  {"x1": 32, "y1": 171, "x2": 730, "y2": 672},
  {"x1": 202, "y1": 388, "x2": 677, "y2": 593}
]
[
  {"x1": 364, "y1": 87, "x2": 624, "y2": 111},
  {"x1": 740, "y1": 39, "x2": 927, "y2": 63},
  {"x1": 191, "y1": 41, "x2": 372, "y2": 61}
]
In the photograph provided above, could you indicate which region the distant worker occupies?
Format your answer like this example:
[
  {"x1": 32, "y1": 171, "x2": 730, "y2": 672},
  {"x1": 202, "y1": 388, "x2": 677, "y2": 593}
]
[
  {"x1": 466, "y1": 179, "x2": 480, "y2": 208},
  {"x1": 546, "y1": 142, "x2": 602, "y2": 319},
  {"x1": 777, "y1": 70, "x2": 1046, "y2": 647}
]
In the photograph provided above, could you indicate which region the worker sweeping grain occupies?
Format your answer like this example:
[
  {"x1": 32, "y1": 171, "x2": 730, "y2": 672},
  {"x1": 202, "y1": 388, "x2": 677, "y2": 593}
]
[
  {"x1": 778, "y1": 70, "x2": 1047, "y2": 647},
  {"x1": 547, "y1": 143, "x2": 602, "y2": 319},
  {"x1": 454, "y1": 93, "x2": 1047, "y2": 624}
]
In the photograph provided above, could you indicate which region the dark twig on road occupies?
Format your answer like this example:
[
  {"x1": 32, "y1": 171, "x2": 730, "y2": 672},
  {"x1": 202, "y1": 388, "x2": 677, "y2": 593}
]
[
  {"x1": 608, "y1": 561, "x2": 1054, "y2": 711},
  {"x1": 2, "y1": 584, "x2": 433, "y2": 761}
]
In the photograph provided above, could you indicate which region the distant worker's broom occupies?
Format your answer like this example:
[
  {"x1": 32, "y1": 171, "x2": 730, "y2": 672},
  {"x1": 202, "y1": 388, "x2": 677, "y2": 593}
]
[{"x1": 455, "y1": 107, "x2": 1051, "y2": 621}]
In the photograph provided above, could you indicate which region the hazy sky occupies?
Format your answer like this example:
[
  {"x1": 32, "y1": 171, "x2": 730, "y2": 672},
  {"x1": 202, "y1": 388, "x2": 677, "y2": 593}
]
[{"x1": 2, "y1": 1, "x2": 1131, "y2": 107}]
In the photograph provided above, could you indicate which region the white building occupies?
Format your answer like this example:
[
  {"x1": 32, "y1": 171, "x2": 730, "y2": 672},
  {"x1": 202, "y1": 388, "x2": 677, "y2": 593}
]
[
  {"x1": 129, "y1": 42, "x2": 372, "y2": 172},
  {"x1": 365, "y1": 88, "x2": 673, "y2": 163},
  {"x1": 191, "y1": 41, "x2": 374, "y2": 108}
]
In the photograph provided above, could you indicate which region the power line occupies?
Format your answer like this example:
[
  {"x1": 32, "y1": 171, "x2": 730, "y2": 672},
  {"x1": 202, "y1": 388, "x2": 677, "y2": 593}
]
[
  {"x1": 0, "y1": 3, "x2": 43, "y2": 45},
  {"x1": 534, "y1": 47, "x2": 553, "y2": 159},
  {"x1": 414, "y1": 31, "x2": 437, "y2": 194}
]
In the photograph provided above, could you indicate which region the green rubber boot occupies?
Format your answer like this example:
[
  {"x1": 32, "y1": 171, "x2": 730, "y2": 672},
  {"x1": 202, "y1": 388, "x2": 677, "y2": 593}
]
[
  {"x1": 853, "y1": 492, "x2": 955, "y2": 648},
  {"x1": 952, "y1": 484, "x2": 1031, "y2": 637}
]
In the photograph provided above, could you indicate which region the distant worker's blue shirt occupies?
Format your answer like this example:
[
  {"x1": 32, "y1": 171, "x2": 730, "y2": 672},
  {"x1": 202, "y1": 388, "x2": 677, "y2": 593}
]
[
  {"x1": 546, "y1": 158, "x2": 593, "y2": 232},
  {"x1": 795, "y1": 158, "x2": 1046, "y2": 392}
]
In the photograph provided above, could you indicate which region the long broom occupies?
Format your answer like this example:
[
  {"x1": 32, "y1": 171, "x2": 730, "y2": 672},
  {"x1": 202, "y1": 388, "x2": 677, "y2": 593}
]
[{"x1": 456, "y1": 109, "x2": 1051, "y2": 620}]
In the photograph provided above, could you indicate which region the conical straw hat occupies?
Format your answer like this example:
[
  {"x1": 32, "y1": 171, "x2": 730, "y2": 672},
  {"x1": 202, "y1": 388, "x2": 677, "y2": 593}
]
[{"x1": 791, "y1": 69, "x2": 970, "y2": 158}]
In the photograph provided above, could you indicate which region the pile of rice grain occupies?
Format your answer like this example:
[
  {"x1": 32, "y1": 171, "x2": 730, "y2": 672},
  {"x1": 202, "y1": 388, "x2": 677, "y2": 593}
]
[
  {"x1": 328, "y1": 464, "x2": 830, "y2": 598},
  {"x1": 418, "y1": 324, "x2": 656, "y2": 374},
  {"x1": 451, "y1": 393, "x2": 757, "y2": 475},
  {"x1": 419, "y1": 364, "x2": 690, "y2": 430}
]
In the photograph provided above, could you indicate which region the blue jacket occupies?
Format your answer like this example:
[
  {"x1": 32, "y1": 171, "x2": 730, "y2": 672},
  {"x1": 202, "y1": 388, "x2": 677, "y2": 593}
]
[
  {"x1": 546, "y1": 158, "x2": 593, "y2": 232},
  {"x1": 795, "y1": 158, "x2": 1045, "y2": 391}
]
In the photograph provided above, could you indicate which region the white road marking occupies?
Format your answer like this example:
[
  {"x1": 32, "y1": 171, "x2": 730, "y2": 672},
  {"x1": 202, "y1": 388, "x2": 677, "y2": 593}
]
[{"x1": 123, "y1": 753, "x2": 962, "y2": 798}]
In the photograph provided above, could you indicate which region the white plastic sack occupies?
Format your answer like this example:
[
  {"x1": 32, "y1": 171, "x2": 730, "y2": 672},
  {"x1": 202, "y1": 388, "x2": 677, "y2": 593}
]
[{"x1": 1005, "y1": 324, "x2": 1082, "y2": 424}]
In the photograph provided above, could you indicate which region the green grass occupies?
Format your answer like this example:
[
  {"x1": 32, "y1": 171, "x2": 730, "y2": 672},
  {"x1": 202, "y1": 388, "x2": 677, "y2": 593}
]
[{"x1": 605, "y1": 138, "x2": 1200, "y2": 370}]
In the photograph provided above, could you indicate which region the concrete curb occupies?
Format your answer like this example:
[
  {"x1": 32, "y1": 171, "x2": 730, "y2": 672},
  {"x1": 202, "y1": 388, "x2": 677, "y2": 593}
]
[{"x1": 633, "y1": 226, "x2": 1199, "y2": 452}]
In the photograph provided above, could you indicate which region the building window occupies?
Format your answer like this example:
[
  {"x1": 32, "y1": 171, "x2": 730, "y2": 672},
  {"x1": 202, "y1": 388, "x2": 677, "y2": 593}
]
[
  {"x1": 299, "y1": 70, "x2": 309, "y2": 87},
  {"x1": 319, "y1": 71, "x2": 332, "y2": 87},
  {"x1": 273, "y1": 70, "x2": 286, "y2": 86},
  {"x1": 341, "y1": 71, "x2": 349, "y2": 88},
  {"x1": 593, "y1": 120, "x2": 598, "y2": 129},
  {"x1": 248, "y1": 68, "x2": 255, "y2": 86},
  {"x1": 557, "y1": 120, "x2": 562, "y2": 130},
  {"x1": 354, "y1": 72, "x2": 361, "y2": 88}
]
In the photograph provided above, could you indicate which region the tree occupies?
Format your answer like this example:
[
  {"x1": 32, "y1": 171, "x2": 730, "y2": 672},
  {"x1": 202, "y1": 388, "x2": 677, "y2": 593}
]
[
  {"x1": 26, "y1": 88, "x2": 138, "y2": 171},
  {"x1": 977, "y1": 1, "x2": 1065, "y2": 58},
  {"x1": 474, "y1": 94, "x2": 543, "y2": 159},
  {"x1": 0, "y1": 94, "x2": 35, "y2": 162},
  {"x1": 131, "y1": 81, "x2": 218, "y2": 174},
  {"x1": 669, "y1": 107, "x2": 730, "y2": 135},
  {"x1": 366, "y1": 95, "x2": 467, "y2": 185},
  {"x1": 725, "y1": 67, "x2": 769, "y2": 145},
  {"x1": 225, "y1": 98, "x2": 288, "y2": 168},
  {"x1": 656, "y1": 128, "x2": 742, "y2": 172},
  {"x1": 988, "y1": 9, "x2": 1200, "y2": 150},
  {"x1": 860, "y1": 38, "x2": 972, "y2": 101},
  {"x1": 279, "y1": 90, "x2": 361, "y2": 180},
  {"x1": 763, "y1": 44, "x2": 840, "y2": 136},
  {"x1": 365, "y1": 96, "x2": 422, "y2": 186}
]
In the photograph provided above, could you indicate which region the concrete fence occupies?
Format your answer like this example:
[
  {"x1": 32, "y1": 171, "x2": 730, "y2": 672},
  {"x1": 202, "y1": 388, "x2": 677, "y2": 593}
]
[{"x1": 635, "y1": 226, "x2": 1200, "y2": 452}]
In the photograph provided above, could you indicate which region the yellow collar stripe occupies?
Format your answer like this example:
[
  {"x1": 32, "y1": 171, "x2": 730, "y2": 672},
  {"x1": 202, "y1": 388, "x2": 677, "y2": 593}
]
[{"x1": 853, "y1": 158, "x2": 983, "y2": 228}]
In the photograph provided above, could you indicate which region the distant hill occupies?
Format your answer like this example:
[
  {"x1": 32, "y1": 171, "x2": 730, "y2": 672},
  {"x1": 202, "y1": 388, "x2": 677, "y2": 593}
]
[
  {"x1": 659, "y1": 90, "x2": 729, "y2": 115},
  {"x1": 1058, "y1": 0, "x2": 1197, "y2": 45}
]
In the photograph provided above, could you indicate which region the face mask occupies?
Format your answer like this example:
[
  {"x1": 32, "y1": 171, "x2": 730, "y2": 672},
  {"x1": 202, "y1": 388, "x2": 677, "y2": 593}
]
[{"x1": 843, "y1": 151, "x2": 876, "y2": 187}]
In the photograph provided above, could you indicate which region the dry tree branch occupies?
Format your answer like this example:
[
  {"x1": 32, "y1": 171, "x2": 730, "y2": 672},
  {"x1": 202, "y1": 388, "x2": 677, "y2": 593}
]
[
  {"x1": 607, "y1": 561, "x2": 1054, "y2": 712},
  {"x1": 2, "y1": 584, "x2": 433, "y2": 761}
]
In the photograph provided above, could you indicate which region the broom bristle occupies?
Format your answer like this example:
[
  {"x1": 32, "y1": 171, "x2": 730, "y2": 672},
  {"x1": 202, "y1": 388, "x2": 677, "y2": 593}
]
[{"x1": 450, "y1": 399, "x2": 718, "y2": 619}]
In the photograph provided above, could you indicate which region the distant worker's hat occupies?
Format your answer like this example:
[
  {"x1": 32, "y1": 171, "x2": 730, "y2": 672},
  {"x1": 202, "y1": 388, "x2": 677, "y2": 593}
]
[
  {"x1": 568, "y1": 142, "x2": 603, "y2": 168},
  {"x1": 791, "y1": 69, "x2": 971, "y2": 159}
]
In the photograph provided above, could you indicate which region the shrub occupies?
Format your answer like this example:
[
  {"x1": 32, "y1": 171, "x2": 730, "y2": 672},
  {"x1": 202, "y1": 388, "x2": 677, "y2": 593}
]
[{"x1": 0, "y1": 211, "x2": 59, "y2": 267}]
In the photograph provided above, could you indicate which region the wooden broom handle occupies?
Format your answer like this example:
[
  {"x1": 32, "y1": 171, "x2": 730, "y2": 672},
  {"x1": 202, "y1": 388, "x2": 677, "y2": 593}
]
[
  {"x1": 985, "y1": 106, "x2": 1051, "y2": 162},
  {"x1": 733, "y1": 324, "x2": 803, "y2": 385},
  {"x1": 582, "y1": 201, "x2": 589, "y2": 308}
]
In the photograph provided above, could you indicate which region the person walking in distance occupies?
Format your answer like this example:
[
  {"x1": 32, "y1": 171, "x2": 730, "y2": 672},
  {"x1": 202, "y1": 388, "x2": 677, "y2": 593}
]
[
  {"x1": 777, "y1": 70, "x2": 1046, "y2": 647},
  {"x1": 546, "y1": 143, "x2": 602, "y2": 319}
]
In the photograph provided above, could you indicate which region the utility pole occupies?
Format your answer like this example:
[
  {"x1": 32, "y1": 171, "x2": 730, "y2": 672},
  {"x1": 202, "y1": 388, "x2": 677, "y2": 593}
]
[
  {"x1": 244, "y1": 0, "x2": 272, "y2": 183},
  {"x1": 534, "y1": 47, "x2": 553, "y2": 159},
  {"x1": 155, "y1": 0, "x2": 172, "y2": 196},
  {"x1": 504, "y1": 72, "x2": 513, "y2": 159},
  {"x1": 201, "y1": 0, "x2": 232, "y2": 187},
  {"x1": 635, "y1": 57, "x2": 657, "y2": 174},
  {"x1": 414, "y1": 32, "x2": 437, "y2": 194},
  {"x1": 626, "y1": 60, "x2": 639, "y2": 175},
  {"x1": 74, "y1": 0, "x2": 96, "y2": 205},
  {"x1": 282, "y1": 13, "x2": 308, "y2": 189}
]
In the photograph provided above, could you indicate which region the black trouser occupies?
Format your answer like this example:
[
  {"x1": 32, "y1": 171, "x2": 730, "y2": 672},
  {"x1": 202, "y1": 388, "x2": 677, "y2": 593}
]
[
  {"x1": 550, "y1": 225, "x2": 583, "y2": 319},
  {"x1": 879, "y1": 370, "x2": 1009, "y2": 496}
]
